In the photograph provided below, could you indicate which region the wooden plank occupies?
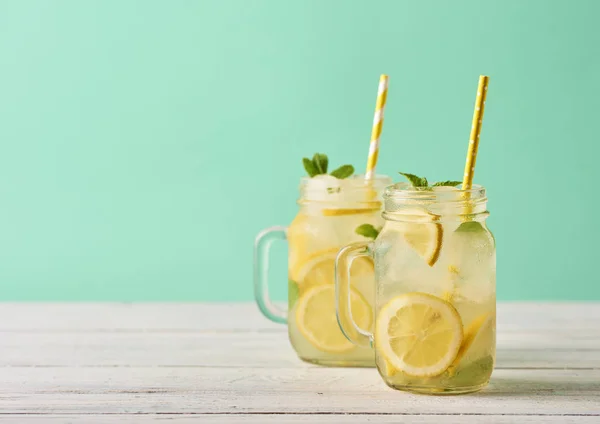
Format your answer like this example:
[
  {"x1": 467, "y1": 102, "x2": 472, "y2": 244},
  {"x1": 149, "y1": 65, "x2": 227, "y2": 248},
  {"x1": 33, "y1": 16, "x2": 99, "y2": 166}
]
[
  {"x1": 0, "y1": 368, "x2": 598, "y2": 415},
  {"x1": 182, "y1": 416, "x2": 600, "y2": 423},
  {"x1": 0, "y1": 303, "x2": 282, "y2": 332},
  {"x1": 0, "y1": 330, "x2": 598, "y2": 369},
  {"x1": 498, "y1": 302, "x2": 600, "y2": 331},
  {"x1": 0, "y1": 415, "x2": 597, "y2": 423},
  {"x1": 1, "y1": 303, "x2": 599, "y2": 331}
]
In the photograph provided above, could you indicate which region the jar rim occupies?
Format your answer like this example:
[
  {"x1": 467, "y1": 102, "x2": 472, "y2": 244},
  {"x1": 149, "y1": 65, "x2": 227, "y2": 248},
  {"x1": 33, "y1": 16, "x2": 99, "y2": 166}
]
[
  {"x1": 298, "y1": 174, "x2": 393, "y2": 205},
  {"x1": 382, "y1": 182, "x2": 488, "y2": 221},
  {"x1": 384, "y1": 182, "x2": 487, "y2": 202},
  {"x1": 300, "y1": 174, "x2": 392, "y2": 188}
]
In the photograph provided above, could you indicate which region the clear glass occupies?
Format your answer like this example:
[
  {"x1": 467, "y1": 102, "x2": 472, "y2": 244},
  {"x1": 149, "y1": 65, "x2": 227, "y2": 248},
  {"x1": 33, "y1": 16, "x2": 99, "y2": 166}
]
[
  {"x1": 336, "y1": 183, "x2": 496, "y2": 393},
  {"x1": 254, "y1": 174, "x2": 392, "y2": 367}
]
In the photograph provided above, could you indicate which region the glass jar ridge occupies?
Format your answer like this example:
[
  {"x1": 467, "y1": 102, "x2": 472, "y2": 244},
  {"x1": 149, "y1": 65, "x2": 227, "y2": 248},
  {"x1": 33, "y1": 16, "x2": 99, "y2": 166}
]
[{"x1": 383, "y1": 183, "x2": 489, "y2": 223}]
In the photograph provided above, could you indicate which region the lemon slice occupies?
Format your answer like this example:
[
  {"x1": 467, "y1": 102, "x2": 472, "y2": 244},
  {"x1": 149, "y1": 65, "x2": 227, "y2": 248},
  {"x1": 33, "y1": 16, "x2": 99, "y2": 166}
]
[
  {"x1": 447, "y1": 313, "x2": 494, "y2": 375},
  {"x1": 321, "y1": 205, "x2": 381, "y2": 216},
  {"x1": 290, "y1": 248, "x2": 374, "y2": 290},
  {"x1": 376, "y1": 293, "x2": 463, "y2": 377},
  {"x1": 296, "y1": 285, "x2": 372, "y2": 353},
  {"x1": 392, "y1": 208, "x2": 443, "y2": 266},
  {"x1": 456, "y1": 313, "x2": 491, "y2": 363},
  {"x1": 287, "y1": 213, "x2": 311, "y2": 271}
]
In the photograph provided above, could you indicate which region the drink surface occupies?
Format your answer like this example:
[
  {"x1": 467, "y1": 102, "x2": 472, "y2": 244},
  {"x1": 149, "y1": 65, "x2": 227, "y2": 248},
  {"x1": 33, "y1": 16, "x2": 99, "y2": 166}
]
[
  {"x1": 287, "y1": 175, "x2": 390, "y2": 367},
  {"x1": 373, "y1": 184, "x2": 496, "y2": 393}
]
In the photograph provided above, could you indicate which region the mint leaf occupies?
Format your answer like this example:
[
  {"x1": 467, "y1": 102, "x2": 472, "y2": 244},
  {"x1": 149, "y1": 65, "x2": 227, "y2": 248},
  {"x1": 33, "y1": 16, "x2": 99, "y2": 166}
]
[
  {"x1": 432, "y1": 181, "x2": 462, "y2": 187},
  {"x1": 456, "y1": 221, "x2": 484, "y2": 233},
  {"x1": 355, "y1": 224, "x2": 380, "y2": 239},
  {"x1": 303, "y1": 157, "x2": 319, "y2": 177},
  {"x1": 448, "y1": 355, "x2": 494, "y2": 385},
  {"x1": 288, "y1": 279, "x2": 299, "y2": 308},
  {"x1": 312, "y1": 153, "x2": 328, "y2": 174},
  {"x1": 330, "y1": 164, "x2": 354, "y2": 179},
  {"x1": 399, "y1": 172, "x2": 428, "y2": 188}
]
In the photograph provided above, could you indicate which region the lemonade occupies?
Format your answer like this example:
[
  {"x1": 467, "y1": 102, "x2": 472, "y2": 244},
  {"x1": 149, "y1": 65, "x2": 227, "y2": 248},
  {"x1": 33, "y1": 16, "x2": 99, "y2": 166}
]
[
  {"x1": 336, "y1": 180, "x2": 496, "y2": 393},
  {"x1": 253, "y1": 152, "x2": 392, "y2": 366}
]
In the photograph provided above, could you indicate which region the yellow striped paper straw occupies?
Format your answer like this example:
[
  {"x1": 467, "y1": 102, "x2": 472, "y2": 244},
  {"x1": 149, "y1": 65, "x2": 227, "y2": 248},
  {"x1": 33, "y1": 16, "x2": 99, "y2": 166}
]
[
  {"x1": 462, "y1": 75, "x2": 490, "y2": 190},
  {"x1": 365, "y1": 74, "x2": 389, "y2": 181}
]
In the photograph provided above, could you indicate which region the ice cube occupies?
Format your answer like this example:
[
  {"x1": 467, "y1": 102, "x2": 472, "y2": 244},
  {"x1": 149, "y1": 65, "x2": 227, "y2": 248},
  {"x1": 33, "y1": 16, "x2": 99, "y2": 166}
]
[
  {"x1": 376, "y1": 225, "x2": 447, "y2": 299},
  {"x1": 306, "y1": 174, "x2": 342, "y2": 202},
  {"x1": 436, "y1": 222, "x2": 496, "y2": 304}
]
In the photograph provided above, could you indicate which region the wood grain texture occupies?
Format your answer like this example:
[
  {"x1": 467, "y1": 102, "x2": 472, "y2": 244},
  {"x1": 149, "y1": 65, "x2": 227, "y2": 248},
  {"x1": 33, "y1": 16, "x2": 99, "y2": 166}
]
[
  {"x1": 1, "y1": 331, "x2": 599, "y2": 369},
  {"x1": 0, "y1": 417, "x2": 598, "y2": 424},
  {"x1": 0, "y1": 303, "x2": 282, "y2": 331},
  {"x1": 0, "y1": 302, "x2": 598, "y2": 422},
  {"x1": 1, "y1": 303, "x2": 598, "y2": 331},
  {"x1": 1, "y1": 368, "x2": 599, "y2": 415}
]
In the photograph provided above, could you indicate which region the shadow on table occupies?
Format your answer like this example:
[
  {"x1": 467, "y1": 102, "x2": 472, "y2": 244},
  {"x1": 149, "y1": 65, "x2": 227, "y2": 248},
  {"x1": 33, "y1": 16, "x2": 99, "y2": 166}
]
[{"x1": 478, "y1": 375, "x2": 600, "y2": 397}]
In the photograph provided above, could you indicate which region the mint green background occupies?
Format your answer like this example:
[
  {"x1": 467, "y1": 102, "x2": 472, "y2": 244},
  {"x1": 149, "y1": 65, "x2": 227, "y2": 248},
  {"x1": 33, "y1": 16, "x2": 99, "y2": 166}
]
[{"x1": 0, "y1": 0, "x2": 598, "y2": 301}]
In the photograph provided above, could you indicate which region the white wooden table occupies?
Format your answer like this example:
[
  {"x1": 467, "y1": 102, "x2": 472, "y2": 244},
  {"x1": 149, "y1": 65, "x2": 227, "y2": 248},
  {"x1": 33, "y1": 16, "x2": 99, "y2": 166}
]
[{"x1": 0, "y1": 303, "x2": 599, "y2": 423}]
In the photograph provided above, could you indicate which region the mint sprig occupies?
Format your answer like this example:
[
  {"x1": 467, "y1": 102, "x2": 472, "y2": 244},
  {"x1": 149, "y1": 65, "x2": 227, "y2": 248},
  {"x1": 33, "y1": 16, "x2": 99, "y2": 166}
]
[
  {"x1": 399, "y1": 172, "x2": 462, "y2": 189},
  {"x1": 355, "y1": 223, "x2": 380, "y2": 240},
  {"x1": 398, "y1": 172, "x2": 428, "y2": 188},
  {"x1": 303, "y1": 153, "x2": 355, "y2": 179},
  {"x1": 432, "y1": 181, "x2": 462, "y2": 187}
]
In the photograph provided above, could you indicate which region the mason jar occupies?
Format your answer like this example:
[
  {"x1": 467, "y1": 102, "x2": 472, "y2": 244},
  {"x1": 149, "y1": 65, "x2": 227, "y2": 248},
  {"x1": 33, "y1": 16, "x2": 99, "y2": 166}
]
[
  {"x1": 254, "y1": 174, "x2": 392, "y2": 367},
  {"x1": 336, "y1": 183, "x2": 496, "y2": 392}
]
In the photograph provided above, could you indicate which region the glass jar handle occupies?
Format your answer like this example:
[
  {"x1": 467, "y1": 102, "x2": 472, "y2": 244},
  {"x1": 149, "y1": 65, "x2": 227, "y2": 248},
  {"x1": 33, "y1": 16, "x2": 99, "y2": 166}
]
[
  {"x1": 253, "y1": 226, "x2": 288, "y2": 324},
  {"x1": 335, "y1": 242, "x2": 374, "y2": 348}
]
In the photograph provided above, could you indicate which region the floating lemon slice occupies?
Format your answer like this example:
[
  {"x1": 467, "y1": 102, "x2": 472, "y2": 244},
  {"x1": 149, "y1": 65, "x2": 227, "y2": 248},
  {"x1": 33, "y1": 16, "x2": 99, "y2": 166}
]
[
  {"x1": 290, "y1": 248, "x2": 373, "y2": 290},
  {"x1": 393, "y1": 208, "x2": 443, "y2": 266},
  {"x1": 296, "y1": 285, "x2": 372, "y2": 353},
  {"x1": 321, "y1": 204, "x2": 381, "y2": 216},
  {"x1": 376, "y1": 293, "x2": 463, "y2": 377}
]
